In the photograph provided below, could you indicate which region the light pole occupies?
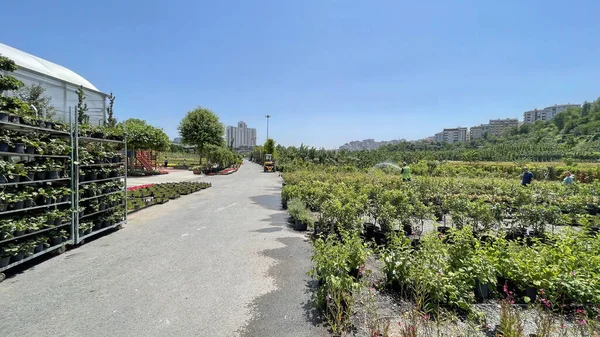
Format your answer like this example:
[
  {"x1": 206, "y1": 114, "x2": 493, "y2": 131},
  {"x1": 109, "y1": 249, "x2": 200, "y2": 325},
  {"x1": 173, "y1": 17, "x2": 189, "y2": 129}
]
[{"x1": 265, "y1": 114, "x2": 271, "y2": 140}]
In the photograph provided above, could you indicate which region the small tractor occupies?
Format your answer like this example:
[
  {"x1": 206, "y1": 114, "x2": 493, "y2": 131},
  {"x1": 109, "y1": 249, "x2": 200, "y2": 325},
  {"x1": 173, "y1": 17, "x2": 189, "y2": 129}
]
[{"x1": 264, "y1": 154, "x2": 276, "y2": 172}]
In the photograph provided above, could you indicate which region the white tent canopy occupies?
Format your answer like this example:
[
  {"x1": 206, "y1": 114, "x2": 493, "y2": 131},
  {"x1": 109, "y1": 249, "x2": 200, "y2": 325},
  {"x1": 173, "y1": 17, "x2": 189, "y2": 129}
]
[{"x1": 0, "y1": 42, "x2": 106, "y2": 124}]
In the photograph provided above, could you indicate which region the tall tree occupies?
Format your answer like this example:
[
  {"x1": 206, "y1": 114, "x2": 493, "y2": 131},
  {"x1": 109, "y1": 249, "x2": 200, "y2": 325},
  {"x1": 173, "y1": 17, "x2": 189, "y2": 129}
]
[
  {"x1": 16, "y1": 83, "x2": 56, "y2": 119},
  {"x1": 76, "y1": 85, "x2": 88, "y2": 125},
  {"x1": 264, "y1": 138, "x2": 275, "y2": 155},
  {"x1": 120, "y1": 118, "x2": 170, "y2": 169},
  {"x1": 106, "y1": 92, "x2": 117, "y2": 127},
  {"x1": 178, "y1": 107, "x2": 225, "y2": 163}
]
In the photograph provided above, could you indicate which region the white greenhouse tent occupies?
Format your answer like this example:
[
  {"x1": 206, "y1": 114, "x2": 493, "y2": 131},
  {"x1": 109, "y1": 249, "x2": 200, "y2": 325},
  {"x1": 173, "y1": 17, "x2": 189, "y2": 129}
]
[{"x1": 0, "y1": 42, "x2": 107, "y2": 125}]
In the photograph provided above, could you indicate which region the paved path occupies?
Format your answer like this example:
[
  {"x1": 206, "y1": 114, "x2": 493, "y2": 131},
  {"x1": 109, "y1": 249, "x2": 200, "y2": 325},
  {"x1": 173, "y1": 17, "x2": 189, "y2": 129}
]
[{"x1": 0, "y1": 161, "x2": 324, "y2": 337}]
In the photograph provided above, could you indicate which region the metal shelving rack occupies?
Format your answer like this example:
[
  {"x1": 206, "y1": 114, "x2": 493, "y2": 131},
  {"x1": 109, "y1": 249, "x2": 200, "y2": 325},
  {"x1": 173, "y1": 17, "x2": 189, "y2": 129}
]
[
  {"x1": 0, "y1": 115, "x2": 74, "y2": 282},
  {"x1": 73, "y1": 123, "x2": 127, "y2": 245}
]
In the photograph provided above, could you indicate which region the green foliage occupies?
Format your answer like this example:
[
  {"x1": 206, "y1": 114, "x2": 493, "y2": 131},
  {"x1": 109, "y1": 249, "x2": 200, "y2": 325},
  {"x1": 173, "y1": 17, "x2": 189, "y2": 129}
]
[
  {"x1": 178, "y1": 107, "x2": 225, "y2": 158},
  {"x1": 76, "y1": 85, "x2": 88, "y2": 124},
  {"x1": 120, "y1": 118, "x2": 170, "y2": 151},
  {"x1": 16, "y1": 83, "x2": 56, "y2": 119},
  {"x1": 309, "y1": 232, "x2": 367, "y2": 333},
  {"x1": 264, "y1": 138, "x2": 275, "y2": 155},
  {"x1": 106, "y1": 92, "x2": 117, "y2": 127}
]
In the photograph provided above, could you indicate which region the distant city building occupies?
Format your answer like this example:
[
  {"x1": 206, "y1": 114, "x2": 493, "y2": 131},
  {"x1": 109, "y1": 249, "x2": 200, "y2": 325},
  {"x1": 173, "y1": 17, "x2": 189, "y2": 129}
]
[
  {"x1": 434, "y1": 132, "x2": 444, "y2": 143},
  {"x1": 469, "y1": 124, "x2": 489, "y2": 140},
  {"x1": 441, "y1": 127, "x2": 468, "y2": 143},
  {"x1": 489, "y1": 118, "x2": 519, "y2": 137},
  {"x1": 226, "y1": 121, "x2": 257, "y2": 149},
  {"x1": 523, "y1": 104, "x2": 580, "y2": 123}
]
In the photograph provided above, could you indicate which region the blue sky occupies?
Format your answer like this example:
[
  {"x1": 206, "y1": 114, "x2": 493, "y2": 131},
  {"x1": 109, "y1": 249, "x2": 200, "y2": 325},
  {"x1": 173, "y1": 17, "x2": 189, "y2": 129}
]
[{"x1": 2, "y1": 0, "x2": 600, "y2": 148}]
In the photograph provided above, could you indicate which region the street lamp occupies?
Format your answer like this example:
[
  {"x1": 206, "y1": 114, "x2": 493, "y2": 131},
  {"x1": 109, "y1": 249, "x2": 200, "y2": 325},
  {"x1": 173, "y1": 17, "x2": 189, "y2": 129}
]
[{"x1": 265, "y1": 114, "x2": 271, "y2": 140}]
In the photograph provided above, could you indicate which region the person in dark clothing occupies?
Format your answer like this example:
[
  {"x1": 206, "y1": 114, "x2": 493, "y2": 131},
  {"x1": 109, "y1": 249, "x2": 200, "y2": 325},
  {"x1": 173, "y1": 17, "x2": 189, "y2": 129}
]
[
  {"x1": 521, "y1": 167, "x2": 534, "y2": 186},
  {"x1": 164, "y1": 157, "x2": 168, "y2": 168}
]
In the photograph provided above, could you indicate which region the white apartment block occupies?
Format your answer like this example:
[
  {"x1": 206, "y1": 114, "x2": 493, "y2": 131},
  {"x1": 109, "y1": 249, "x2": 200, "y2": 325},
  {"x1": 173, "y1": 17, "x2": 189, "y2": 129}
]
[
  {"x1": 441, "y1": 127, "x2": 468, "y2": 143},
  {"x1": 226, "y1": 121, "x2": 257, "y2": 149},
  {"x1": 489, "y1": 118, "x2": 519, "y2": 137},
  {"x1": 523, "y1": 104, "x2": 580, "y2": 123}
]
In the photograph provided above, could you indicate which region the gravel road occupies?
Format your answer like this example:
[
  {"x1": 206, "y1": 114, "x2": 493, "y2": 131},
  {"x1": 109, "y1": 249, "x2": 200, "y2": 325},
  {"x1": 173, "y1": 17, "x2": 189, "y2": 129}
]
[{"x1": 0, "y1": 161, "x2": 324, "y2": 337}]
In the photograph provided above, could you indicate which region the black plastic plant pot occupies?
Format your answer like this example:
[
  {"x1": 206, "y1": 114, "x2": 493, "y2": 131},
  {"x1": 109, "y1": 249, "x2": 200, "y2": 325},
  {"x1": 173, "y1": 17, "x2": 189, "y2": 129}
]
[
  {"x1": 0, "y1": 203, "x2": 7, "y2": 212},
  {"x1": 88, "y1": 172, "x2": 98, "y2": 181},
  {"x1": 10, "y1": 252, "x2": 24, "y2": 263},
  {"x1": 9, "y1": 115, "x2": 20, "y2": 124},
  {"x1": 523, "y1": 287, "x2": 537, "y2": 303},
  {"x1": 99, "y1": 203, "x2": 106, "y2": 211},
  {"x1": 294, "y1": 219, "x2": 308, "y2": 231},
  {"x1": 45, "y1": 121, "x2": 54, "y2": 129},
  {"x1": 437, "y1": 226, "x2": 450, "y2": 234},
  {"x1": 38, "y1": 120, "x2": 47, "y2": 128},
  {"x1": 79, "y1": 230, "x2": 85, "y2": 237},
  {"x1": 33, "y1": 243, "x2": 44, "y2": 254},
  {"x1": 0, "y1": 142, "x2": 9, "y2": 152},
  {"x1": 0, "y1": 112, "x2": 8, "y2": 122},
  {"x1": 35, "y1": 171, "x2": 46, "y2": 180},
  {"x1": 96, "y1": 172, "x2": 106, "y2": 180},
  {"x1": 26, "y1": 172, "x2": 35, "y2": 181},
  {"x1": 7, "y1": 175, "x2": 20, "y2": 183},
  {"x1": 46, "y1": 171, "x2": 59, "y2": 180},
  {"x1": 475, "y1": 282, "x2": 490, "y2": 300},
  {"x1": 113, "y1": 156, "x2": 121, "y2": 163},
  {"x1": 13, "y1": 230, "x2": 24, "y2": 237},
  {"x1": 25, "y1": 146, "x2": 35, "y2": 154},
  {"x1": 10, "y1": 200, "x2": 24, "y2": 210},
  {"x1": 94, "y1": 222, "x2": 103, "y2": 231},
  {"x1": 0, "y1": 256, "x2": 10, "y2": 268},
  {"x1": 109, "y1": 171, "x2": 118, "y2": 178},
  {"x1": 46, "y1": 217, "x2": 54, "y2": 226},
  {"x1": 91, "y1": 132, "x2": 105, "y2": 139},
  {"x1": 62, "y1": 195, "x2": 71, "y2": 202},
  {"x1": 23, "y1": 199, "x2": 33, "y2": 208},
  {"x1": 85, "y1": 228, "x2": 92, "y2": 235},
  {"x1": 54, "y1": 218, "x2": 62, "y2": 226},
  {"x1": 13, "y1": 143, "x2": 25, "y2": 154},
  {"x1": 102, "y1": 220, "x2": 109, "y2": 228}
]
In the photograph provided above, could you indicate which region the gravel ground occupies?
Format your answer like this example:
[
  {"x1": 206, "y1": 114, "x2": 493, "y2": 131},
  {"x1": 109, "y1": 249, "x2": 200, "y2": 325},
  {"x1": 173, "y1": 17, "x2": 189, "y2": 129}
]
[{"x1": 0, "y1": 160, "x2": 323, "y2": 337}]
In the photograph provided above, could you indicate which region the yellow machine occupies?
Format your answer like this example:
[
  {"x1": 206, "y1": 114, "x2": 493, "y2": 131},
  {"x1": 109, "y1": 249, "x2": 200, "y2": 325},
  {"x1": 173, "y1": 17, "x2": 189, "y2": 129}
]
[{"x1": 264, "y1": 154, "x2": 276, "y2": 172}]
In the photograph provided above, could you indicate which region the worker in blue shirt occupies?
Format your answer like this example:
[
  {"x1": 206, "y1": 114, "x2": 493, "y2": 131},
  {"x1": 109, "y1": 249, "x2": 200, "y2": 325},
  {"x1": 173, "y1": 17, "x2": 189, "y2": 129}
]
[{"x1": 521, "y1": 167, "x2": 534, "y2": 186}]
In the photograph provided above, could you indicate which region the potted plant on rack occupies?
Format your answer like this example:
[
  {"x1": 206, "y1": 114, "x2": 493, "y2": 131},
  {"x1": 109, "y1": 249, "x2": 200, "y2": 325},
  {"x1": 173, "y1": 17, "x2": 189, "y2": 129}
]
[
  {"x1": 11, "y1": 134, "x2": 25, "y2": 154},
  {"x1": 0, "y1": 132, "x2": 13, "y2": 152}
]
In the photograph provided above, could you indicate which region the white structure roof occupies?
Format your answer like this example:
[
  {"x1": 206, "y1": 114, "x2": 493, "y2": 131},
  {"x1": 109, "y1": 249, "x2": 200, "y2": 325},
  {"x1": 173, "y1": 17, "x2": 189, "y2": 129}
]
[{"x1": 0, "y1": 42, "x2": 100, "y2": 92}]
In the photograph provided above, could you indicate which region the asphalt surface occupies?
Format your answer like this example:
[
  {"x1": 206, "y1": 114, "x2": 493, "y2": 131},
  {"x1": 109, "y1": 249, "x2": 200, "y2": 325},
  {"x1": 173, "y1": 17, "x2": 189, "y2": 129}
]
[{"x1": 0, "y1": 161, "x2": 324, "y2": 337}]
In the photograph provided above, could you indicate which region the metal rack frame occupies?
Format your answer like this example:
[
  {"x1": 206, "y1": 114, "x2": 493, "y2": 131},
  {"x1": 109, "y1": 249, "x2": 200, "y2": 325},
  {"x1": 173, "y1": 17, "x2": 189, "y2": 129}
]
[
  {"x1": 73, "y1": 122, "x2": 127, "y2": 245},
  {"x1": 0, "y1": 113, "x2": 74, "y2": 281}
]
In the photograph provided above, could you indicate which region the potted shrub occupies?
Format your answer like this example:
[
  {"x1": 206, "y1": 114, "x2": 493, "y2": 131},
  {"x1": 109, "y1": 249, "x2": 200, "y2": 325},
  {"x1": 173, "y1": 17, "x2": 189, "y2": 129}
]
[
  {"x1": 12, "y1": 135, "x2": 25, "y2": 154},
  {"x1": 0, "y1": 133, "x2": 13, "y2": 152},
  {"x1": 4, "y1": 243, "x2": 22, "y2": 263}
]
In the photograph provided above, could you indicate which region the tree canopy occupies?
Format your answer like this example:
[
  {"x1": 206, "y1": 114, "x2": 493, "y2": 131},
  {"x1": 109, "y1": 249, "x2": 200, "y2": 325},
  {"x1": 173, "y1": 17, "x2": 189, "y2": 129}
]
[
  {"x1": 16, "y1": 83, "x2": 56, "y2": 119},
  {"x1": 178, "y1": 107, "x2": 224, "y2": 158},
  {"x1": 120, "y1": 118, "x2": 170, "y2": 152}
]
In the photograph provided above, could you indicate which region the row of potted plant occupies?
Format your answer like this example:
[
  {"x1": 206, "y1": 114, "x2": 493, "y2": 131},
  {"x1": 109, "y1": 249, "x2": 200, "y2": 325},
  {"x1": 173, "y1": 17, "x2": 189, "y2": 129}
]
[
  {"x1": 127, "y1": 182, "x2": 211, "y2": 212},
  {"x1": 0, "y1": 159, "x2": 68, "y2": 183},
  {"x1": 0, "y1": 209, "x2": 71, "y2": 240},
  {"x1": 78, "y1": 208, "x2": 124, "y2": 236},
  {"x1": 0, "y1": 131, "x2": 71, "y2": 155},
  {"x1": 381, "y1": 226, "x2": 600, "y2": 312},
  {"x1": 78, "y1": 124, "x2": 125, "y2": 141},
  {"x1": 79, "y1": 167, "x2": 123, "y2": 182},
  {"x1": 0, "y1": 229, "x2": 70, "y2": 268},
  {"x1": 0, "y1": 110, "x2": 68, "y2": 131},
  {"x1": 0, "y1": 186, "x2": 72, "y2": 211}
]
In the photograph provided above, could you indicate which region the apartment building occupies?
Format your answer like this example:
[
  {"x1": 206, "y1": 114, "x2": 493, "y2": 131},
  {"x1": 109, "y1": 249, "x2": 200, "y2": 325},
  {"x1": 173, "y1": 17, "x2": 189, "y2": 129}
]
[
  {"x1": 489, "y1": 118, "x2": 519, "y2": 137},
  {"x1": 226, "y1": 121, "x2": 257, "y2": 149},
  {"x1": 441, "y1": 127, "x2": 468, "y2": 143},
  {"x1": 469, "y1": 124, "x2": 490, "y2": 140},
  {"x1": 523, "y1": 104, "x2": 580, "y2": 123}
]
